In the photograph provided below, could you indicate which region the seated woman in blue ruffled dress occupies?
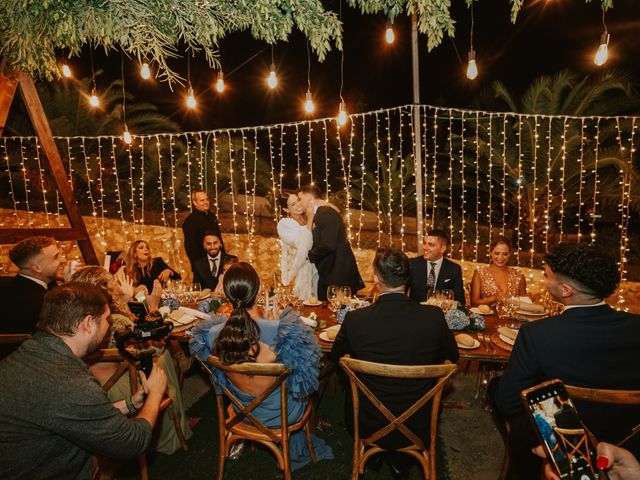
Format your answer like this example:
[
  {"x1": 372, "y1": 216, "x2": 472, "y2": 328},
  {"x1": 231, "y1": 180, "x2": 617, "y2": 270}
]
[{"x1": 189, "y1": 262, "x2": 333, "y2": 470}]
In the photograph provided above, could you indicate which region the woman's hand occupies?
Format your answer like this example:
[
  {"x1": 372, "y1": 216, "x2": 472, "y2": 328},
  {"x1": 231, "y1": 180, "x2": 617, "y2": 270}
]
[
  {"x1": 147, "y1": 280, "x2": 162, "y2": 312},
  {"x1": 596, "y1": 442, "x2": 640, "y2": 480},
  {"x1": 115, "y1": 267, "x2": 135, "y2": 302},
  {"x1": 158, "y1": 268, "x2": 173, "y2": 284}
]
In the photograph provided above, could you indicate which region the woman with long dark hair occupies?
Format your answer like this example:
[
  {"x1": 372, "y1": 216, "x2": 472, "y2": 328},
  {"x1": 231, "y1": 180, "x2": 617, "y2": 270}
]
[{"x1": 190, "y1": 262, "x2": 333, "y2": 470}]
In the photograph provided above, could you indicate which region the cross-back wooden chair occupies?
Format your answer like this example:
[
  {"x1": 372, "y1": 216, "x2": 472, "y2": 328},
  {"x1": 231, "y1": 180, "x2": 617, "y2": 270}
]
[
  {"x1": 84, "y1": 348, "x2": 188, "y2": 480},
  {"x1": 339, "y1": 356, "x2": 457, "y2": 480},
  {"x1": 565, "y1": 384, "x2": 640, "y2": 446},
  {"x1": 207, "y1": 355, "x2": 316, "y2": 480},
  {"x1": 552, "y1": 426, "x2": 595, "y2": 477}
]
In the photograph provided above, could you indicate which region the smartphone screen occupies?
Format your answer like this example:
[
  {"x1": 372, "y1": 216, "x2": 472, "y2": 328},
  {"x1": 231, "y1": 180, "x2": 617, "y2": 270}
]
[{"x1": 521, "y1": 379, "x2": 603, "y2": 480}]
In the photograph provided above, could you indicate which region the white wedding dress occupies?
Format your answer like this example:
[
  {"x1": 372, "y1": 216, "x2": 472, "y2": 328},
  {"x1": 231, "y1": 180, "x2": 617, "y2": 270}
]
[{"x1": 277, "y1": 217, "x2": 318, "y2": 301}]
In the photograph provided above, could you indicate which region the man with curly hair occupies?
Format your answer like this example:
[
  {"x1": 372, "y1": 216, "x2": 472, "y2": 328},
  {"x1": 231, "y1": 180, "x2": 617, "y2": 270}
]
[
  {"x1": 494, "y1": 243, "x2": 640, "y2": 479},
  {"x1": 0, "y1": 236, "x2": 64, "y2": 337}
]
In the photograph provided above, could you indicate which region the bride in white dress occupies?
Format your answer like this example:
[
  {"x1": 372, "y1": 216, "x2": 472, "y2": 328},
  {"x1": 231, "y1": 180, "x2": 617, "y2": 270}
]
[{"x1": 277, "y1": 194, "x2": 318, "y2": 301}]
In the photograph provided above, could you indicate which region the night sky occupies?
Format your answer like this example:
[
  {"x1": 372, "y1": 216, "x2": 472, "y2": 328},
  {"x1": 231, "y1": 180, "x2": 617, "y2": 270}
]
[{"x1": 76, "y1": 0, "x2": 640, "y2": 131}]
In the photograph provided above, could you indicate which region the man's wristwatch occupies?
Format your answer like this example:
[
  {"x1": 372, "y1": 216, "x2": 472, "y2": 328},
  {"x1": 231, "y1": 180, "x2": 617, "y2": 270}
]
[{"x1": 125, "y1": 397, "x2": 137, "y2": 414}]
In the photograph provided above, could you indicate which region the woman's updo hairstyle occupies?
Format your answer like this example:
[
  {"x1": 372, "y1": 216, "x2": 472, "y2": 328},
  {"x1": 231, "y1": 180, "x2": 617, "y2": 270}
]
[
  {"x1": 489, "y1": 235, "x2": 512, "y2": 252},
  {"x1": 214, "y1": 262, "x2": 262, "y2": 365}
]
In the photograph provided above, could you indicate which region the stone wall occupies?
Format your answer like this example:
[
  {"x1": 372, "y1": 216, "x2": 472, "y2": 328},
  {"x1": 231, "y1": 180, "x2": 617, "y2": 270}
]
[{"x1": 1, "y1": 209, "x2": 638, "y2": 312}]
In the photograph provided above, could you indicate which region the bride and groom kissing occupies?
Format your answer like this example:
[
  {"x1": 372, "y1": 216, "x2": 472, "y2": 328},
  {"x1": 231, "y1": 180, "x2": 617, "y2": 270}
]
[{"x1": 277, "y1": 184, "x2": 364, "y2": 302}]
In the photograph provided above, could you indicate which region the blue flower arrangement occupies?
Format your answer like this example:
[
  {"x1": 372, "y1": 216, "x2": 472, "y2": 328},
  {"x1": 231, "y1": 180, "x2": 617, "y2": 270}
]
[
  {"x1": 445, "y1": 308, "x2": 485, "y2": 331},
  {"x1": 336, "y1": 299, "x2": 371, "y2": 324},
  {"x1": 160, "y1": 294, "x2": 180, "y2": 312}
]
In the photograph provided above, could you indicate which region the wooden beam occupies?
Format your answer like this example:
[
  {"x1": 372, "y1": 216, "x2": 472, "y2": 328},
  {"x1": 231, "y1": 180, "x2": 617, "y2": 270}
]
[
  {"x1": 0, "y1": 72, "x2": 18, "y2": 136},
  {"x1": 0, "y1": 228, "x2": 88, "y2": 243},
  {"x1": 14, "y1": 71, "x2": 98, "y2": 265}
]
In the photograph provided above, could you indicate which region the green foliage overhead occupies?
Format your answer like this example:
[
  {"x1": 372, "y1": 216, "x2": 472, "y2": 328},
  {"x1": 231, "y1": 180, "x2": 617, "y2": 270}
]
[{"x1": 0, "y1": 1, "x2": 615, "y2": 85}]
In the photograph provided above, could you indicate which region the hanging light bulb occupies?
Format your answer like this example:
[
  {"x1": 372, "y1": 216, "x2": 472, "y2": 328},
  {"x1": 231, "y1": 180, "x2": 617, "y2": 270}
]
[
  {"x1": 594, "y1": 32, "x2": 610, "y2": 66},
  {"x1": 337, "y1": 101, "x2": 347, "y2": 127},
  {"x1": 304, "y1": 90, "x2": 315, "y2": 114},
  {"x1": 123, "y1": 124, "x2": 133, "y2": 145},
  {"x1": 61, "y1": 64, "x2": 72, "y2": 78},
  {"x1": 267, "y1": 64, "x2": 278, "y2": 89},
  {"x1": 466, "y1": 49, "x2": 478, "y2": 80},
  {"x1": 140, "y1": 63, "x2": 151, "y2": 79},
  {"x1": 186, "y1": 86, "x2": 197, "y2": 109},
  {"x1": 215, "y1": 71, "x2": 225, "y2": 93},
  {"x1": 385, "y1": 22, "x2": 395, "y2": 44},
  {"x1": 89, "y1": 88, "x2": 100, "y2": 107}
]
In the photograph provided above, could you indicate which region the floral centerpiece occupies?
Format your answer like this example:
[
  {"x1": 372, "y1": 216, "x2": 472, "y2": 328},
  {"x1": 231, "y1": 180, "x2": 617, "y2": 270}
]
[
  {"x1": 445, "y1": 306, "x2": 485, "y2": 332},
  {"x1": 197, "y1": 294, "x2": 232, "y2": 315},
  {"x1": 336, "y1": 298, "x2": 370, "y2": 324}
]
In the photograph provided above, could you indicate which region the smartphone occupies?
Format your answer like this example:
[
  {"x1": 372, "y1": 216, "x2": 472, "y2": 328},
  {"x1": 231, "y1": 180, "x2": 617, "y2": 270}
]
[{"x1": 521, "y1": 379, "x2": 605, "y2": 479}]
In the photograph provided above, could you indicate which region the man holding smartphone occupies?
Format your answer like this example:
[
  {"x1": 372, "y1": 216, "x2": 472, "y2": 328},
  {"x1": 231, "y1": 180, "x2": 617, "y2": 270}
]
[{"x1": 494, "y1": 243, "x2": 640, "y2": 479}]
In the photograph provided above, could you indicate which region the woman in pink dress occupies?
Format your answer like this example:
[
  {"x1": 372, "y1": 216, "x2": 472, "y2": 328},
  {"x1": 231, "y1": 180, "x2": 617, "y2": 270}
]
[{"x1": 470, "y1": 236, "x2": 527, "y2": 306}]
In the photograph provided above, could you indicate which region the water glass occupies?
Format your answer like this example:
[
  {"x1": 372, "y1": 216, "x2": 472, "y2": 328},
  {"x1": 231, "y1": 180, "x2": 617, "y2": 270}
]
[
  {"x1": 327, "y1": 285, "x2": 340, "y2": 313},
  {"x1": 339, "y1": 286, "x2": 352, "y2": 305}
]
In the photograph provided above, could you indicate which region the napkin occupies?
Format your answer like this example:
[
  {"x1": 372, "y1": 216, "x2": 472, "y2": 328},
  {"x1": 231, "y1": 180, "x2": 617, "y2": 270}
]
[
  {"x1": 497, "y1": 326, "x2": 518, "y2": 341},
  {"x1": 299, "y1": 316, "x2": 317, "y2": 328},
  {"x1": 178, "y1": 306, "x2": 210, "y2": 321},
  {"x1": 517, "y1": 297, "x2": 545, "y2": 313}
]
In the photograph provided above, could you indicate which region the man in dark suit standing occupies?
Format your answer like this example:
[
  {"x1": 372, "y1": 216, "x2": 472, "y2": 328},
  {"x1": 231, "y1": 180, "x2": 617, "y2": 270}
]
[
  {"x1": 494, "y1": 243, "x2": 640, "y2": 479},
  {"x1": 192, "y1": 232, "x2": 228, "y2": 291},
  {"x1": 331, "y1": 247, "x2": 458, "y2": 477},
  {"x1": 181, "y1": 190, "x2": 224, "y2": 274},
  {"x1": 297, "y1": 185, "x2": 364, "y2": 301},
  {"x1": 0, "y1": 236, "x2": 64, "y2": 335},
  {"x1": 408, "y1": 229, "x2": 465, "y2": 306}
]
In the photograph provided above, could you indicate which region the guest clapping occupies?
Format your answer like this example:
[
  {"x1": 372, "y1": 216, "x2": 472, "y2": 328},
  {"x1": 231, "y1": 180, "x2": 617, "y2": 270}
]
[
  {"x1": 470, "y1": 236, "x2": 526, "y2": 306},
  {"x1": 125, "y1": 240, "x2": 181, "y2": 292}
]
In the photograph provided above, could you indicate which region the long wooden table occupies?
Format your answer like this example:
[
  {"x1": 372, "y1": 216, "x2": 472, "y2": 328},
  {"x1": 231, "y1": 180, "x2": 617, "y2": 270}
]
[{"x1": 169, "y1": 303, "x2": 514, "y2": 363}]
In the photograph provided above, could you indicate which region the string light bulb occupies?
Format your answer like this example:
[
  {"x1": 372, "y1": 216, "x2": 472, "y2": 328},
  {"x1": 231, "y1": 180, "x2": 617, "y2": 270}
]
[
  {"x1": 186, "y1": 86, "x2": 197, "y2": 109},
  {"x1": 337, "y1": 101, "x2": 347, "y2": 127},
  {"x1": 594, "y1": 32, "x2": 610, "y2": 66},
  {"x1": 89, "y1": 88, "x2": 100, "y2": 107},
  {"x1": 123, "y1": 124, "x2": 132, "y2": 145},
  {"x1": 140, "y1": 63, "x2": 151, "y2": 79},
  {"x1": 466, "y1": 49, "x2": 478, "y2": 80},
  {"x1": 267, "y1": 63, "x2": 278, "y2": 89},
  {"x1": 304, "y1": 90, "x2": 315, "y2": 114},
  {"x1": 385, "y1": 22, "x2": 395, "y2": 44},
  {"x1": 215, "y1": 71, "x2": 225, "y2": 93},
  {"x1": 61, "y1": 64, "x2": 72, "y2": 78}
]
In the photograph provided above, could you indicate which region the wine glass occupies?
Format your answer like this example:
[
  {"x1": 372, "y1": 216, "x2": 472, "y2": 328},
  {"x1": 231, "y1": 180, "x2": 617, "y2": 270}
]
[
  {"x1": 339, "y1": 286, "x2": 352, "y2": 305},
  {"x1": 327, "y1": 285, "x2": 339, "y2": 315},
  {"x1": 441, "y1": 289, "x2": 454, "y2": 312},
  {"x1": 190, "y1": 282, "x2": 202, "y2": 302}
]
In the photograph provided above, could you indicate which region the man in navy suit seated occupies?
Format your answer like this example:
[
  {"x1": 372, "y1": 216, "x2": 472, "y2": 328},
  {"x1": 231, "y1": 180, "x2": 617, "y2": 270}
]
[
  {"x1": 408, "y1": 229, "x2": 465, "y2": 306},
  {"x1": 494, "y1": 243, "x2": 640, "y2": 479},
  {"x1": 0, "y1": 236, "x2": 64, "y2": 335}
]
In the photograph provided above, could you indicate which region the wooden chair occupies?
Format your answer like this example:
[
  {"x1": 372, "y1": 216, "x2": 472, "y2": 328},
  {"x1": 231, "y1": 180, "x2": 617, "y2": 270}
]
[
  {"x1": 0, "y1": 333, "x2": 31, "y2": 359},
  {"x1": 339, "y1": 356, "x2": 457, "y2": 479},
  {"x1": 552, "y1": 426, "x2": 595, "y2": 477},
  {"x1": 85, "y1": 348, "x2": 188, "y2": 480},
  {"x1": 207, "y1": 355, "x2": 317, "y2": 480},
  {"x1": 565, "y1": 384, "x2": 640, "y2": 445}
]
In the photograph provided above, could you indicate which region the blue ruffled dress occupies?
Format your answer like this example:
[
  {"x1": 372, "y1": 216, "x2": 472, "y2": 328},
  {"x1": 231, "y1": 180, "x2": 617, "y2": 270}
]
[{"x1": 189, "y1": 307, "x2": 333, "y2": 471}]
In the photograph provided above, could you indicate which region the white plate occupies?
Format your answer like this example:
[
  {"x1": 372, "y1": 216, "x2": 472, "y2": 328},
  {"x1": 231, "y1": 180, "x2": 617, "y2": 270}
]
[
  {"x1": 319, "y1": 331, "x2": 335, "y2": 342},
  {"x1": 303, "y1": 301, "x2": 323, "y2": 307},
  {"x1": 516, "y1": 309, "x2": 547, "y2": 317},
  {"x1": 178, "y1": 306, "x2": 210, "y2": 321},
  {"x1": 499, "y1": 334, "x2": 515, "y2": 346},
  {"x1": 470, "y1": 307, "x2": 493, "y2": 316},
  {"x1": 457, "y1": 339, "x2": 480, "y2": 349}
]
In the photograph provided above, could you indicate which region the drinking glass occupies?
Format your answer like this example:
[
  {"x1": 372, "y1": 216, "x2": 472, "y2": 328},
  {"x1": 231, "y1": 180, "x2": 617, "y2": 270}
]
[
  {"x1": 327, "y1": 285, "x2": 339, "y2": 315},
  {"x1": 339, "y1": 286, "x2": 352, "y2": 305},
  {"x1": 441, "y1": 289, "x2": 454, "y2": 312}
]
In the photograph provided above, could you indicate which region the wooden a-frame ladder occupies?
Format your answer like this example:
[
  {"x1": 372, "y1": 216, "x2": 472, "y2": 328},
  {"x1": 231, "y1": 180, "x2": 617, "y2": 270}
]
[{"x1": 0, "y1": 70, "x2": 98, "y2": 264}]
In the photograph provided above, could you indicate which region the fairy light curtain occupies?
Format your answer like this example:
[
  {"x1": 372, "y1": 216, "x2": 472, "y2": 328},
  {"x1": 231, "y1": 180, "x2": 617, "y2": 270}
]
[{"x1": 1, "y1": 104, "x2": 637, "y2": 298}]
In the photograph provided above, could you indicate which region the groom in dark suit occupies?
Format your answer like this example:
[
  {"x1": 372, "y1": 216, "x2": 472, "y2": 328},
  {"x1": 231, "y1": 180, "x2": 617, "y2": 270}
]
[
  {"x1": 297, "y1": 185, "x2": 364, "y2": 301},
  {"x1": 408, "y1": 229, "x2": 465, "y2": 305},
  {"x1": 192, "y1": 232, "x2": 228, "y2": 291},
  {"x1": 494, "y1": 243, "x2": 640, "y2": 478}
]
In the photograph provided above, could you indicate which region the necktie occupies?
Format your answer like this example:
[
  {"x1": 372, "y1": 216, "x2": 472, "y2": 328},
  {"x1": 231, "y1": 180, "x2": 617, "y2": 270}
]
[
  {"x1": 427, "y1": 262, "x2": 436, "y2": 289},
  {"x1": 210, "y1": 257, "x2": 218, "y2": 276}
]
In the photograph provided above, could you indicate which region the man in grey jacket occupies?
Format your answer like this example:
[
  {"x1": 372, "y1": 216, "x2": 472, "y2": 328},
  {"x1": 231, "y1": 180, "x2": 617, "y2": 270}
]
[{"x1": 0, "y1": 282, "x2": 167, "y2": 480}]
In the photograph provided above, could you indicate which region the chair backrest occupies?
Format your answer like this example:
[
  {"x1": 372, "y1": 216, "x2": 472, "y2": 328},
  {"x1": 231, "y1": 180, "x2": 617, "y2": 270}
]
[
  {"x1": 565, "y1": 385, "x2": 640, "y2": 405},
  {"x1": 339, "y1": 356, "x2": 457, "y2": 450},
  {"x1": 0, "y1": 333, "x2": 32, "y2": 345},
  {"x1": 208, "y1": 355, "x2": 291, "y2": 442}
]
